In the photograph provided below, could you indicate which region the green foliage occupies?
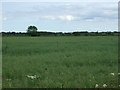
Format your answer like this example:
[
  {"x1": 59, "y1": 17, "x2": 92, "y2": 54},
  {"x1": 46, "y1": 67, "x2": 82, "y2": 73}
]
[
  {"x1": 2, "y1": 36, "x2": 118, "y2": 88},
  {"x1": 27, "y1": 26, "x2": 38, "y2": 36}
]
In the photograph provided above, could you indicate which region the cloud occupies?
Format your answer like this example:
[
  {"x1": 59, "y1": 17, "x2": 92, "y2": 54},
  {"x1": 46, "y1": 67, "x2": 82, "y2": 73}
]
[
  {"x1": 3, "y1": 17, "x2": 7, "y2": 21},
  {"x1": 58, "y1": 15, "x2": 74, "y2": 21},
  {"x1": 2, "y1": 1, "x2": 118, "y2": 32},
  {"x1": 40, "y1": 16, "x2": 56, "y2": 20},
  {"x1": 39, "y1": 15, "x2": 74, "y2": 21},
  {"x1": 3, "y1": 2, "x2": 117, "y2": 22},
  {"x1": 0, "y1": 17, "x2": 7, "y2": 22},
  {"x1": 1, "y1": 0, "x2": 119, "y2": 2}
]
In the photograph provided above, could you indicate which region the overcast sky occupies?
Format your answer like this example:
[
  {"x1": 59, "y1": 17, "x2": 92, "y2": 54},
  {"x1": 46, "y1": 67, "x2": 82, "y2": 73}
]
[{"x1": 1, "y1": 0, "x2": 118, "y2": 32}]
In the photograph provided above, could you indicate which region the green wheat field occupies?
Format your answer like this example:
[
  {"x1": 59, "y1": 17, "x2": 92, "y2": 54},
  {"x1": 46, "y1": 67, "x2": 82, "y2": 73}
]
[{"x1": 2, "y1": 36, "x2": 118, "y2": 88}]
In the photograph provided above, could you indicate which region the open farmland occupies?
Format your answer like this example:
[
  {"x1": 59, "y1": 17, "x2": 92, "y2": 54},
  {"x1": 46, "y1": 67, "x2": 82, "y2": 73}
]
[{"x1": 2, "y1": 36, "x2": 118, "y2": 88}]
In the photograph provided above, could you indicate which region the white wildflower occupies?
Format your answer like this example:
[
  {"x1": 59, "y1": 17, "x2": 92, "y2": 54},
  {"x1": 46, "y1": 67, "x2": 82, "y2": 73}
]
[
  {"x1": 118, "y1": 73, "x2": 120, "y2": 75},
  {"x1": 95, "y1": 84, "x2": 99, "y2": 88},
  {"x1": 26, "y1": 75, "x2": 37, "y2": 79},
  {"x1": 103, "y1": 84, "x2": 107, "y2": 88},
  {"x1": 119, "y1": 85, "x2": 120, "y2": 87},
  {"x1": 110, "y1": 73, "x2": 115, "y2": 76},
  {"x1": 26, "y1": 75, "x2": 40, "y2": 79}
]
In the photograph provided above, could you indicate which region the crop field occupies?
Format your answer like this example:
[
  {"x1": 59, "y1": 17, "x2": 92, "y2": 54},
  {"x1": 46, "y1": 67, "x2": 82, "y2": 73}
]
[{"x1": 2, "y1": 36, "x2": 118, "y2": 88}]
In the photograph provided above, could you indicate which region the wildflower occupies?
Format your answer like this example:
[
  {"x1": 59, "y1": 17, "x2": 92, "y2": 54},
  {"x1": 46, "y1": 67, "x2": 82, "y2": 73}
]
[
  {"x1": 95, "y1": 84, "x2": 99, "y2": 88},
  {"x1": 26, "y1": 75, "x2": 37, "y2": 79},
  {"x1": 103, "y1": 84, "x2": 107, "y2": 88},
  {"x1": 118, "y1": 73, "x2": 120, "y2": 75},
  {"x1": 110, "y1": 73, "x2": 115, "y2": 76},
  {"x1": 26, "y1": 75, "x2": 40, "y2": 80},
  {"x1": 27, "y1": 75, "x2": 36, "y2": 79},
  {"x1": 119, "y1": 85, "x2": 120, "y2": 87}
]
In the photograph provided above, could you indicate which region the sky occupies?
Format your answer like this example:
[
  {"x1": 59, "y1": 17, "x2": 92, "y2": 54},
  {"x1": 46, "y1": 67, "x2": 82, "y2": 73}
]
[{"x1": 0, "y1": 0, "x2": 119, "y2": 32}]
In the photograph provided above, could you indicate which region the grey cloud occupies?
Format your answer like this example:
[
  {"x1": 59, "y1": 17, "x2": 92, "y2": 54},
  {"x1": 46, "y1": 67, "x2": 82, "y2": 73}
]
[{"x1": 3, "y1": 2, "x2": 118, "y2": 22}]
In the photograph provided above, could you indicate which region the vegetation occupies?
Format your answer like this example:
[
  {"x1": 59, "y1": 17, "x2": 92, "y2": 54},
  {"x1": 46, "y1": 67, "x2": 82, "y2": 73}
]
[
  {"x1": 27, "y1": 26, "x2": 38, "y2": 36},
  {"x1": 1, "y1": 26, "x2": 119, "y2": 37},
  {"x1": 1, "y1": 31, "x2": 120, "y2": 37},
  {"x1": 2, "y1": 36, "x2": 118, "y2": 88}
]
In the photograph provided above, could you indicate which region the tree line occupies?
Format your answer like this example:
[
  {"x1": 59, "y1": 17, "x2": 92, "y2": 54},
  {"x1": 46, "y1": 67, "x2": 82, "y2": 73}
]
[{"x1": 1, "y1": 26, "x2": 120, "y2": 36}]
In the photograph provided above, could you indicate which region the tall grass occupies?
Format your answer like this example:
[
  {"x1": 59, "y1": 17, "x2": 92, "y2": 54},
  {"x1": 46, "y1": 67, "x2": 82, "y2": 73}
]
[{"x1": 2, "y1": 36, "x2": 118, "y2": 88}]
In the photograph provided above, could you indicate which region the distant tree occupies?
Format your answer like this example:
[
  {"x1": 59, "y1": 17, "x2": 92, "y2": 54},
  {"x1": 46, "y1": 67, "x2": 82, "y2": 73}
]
[{"x1": 27, "y1": 26, "x2": 38, "y2": 36}]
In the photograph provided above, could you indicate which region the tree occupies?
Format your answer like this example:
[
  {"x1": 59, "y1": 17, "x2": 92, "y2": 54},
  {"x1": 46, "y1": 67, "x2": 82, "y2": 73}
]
[{"x1": 27, "y1": 26, "x2": 38, "y2": 36}]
